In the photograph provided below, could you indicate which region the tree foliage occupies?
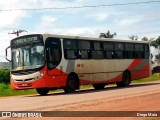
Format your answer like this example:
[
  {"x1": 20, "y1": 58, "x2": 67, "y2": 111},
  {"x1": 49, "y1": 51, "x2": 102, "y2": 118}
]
[
  {"x1": 150, "y1": 36, "x2": 160, "y2": 48},
  {"x1": 99, "y1": 30, "x2": 116, "y2": 38},
  {"x1": 141, "y1": 37, "x2": 148, "y2": 41},
  {"x1": 0, "y1": 70, "x2": 10, "y2": 85},
  {"x1": 128, "y1": 35, "x2": 138, "y2": 41}
]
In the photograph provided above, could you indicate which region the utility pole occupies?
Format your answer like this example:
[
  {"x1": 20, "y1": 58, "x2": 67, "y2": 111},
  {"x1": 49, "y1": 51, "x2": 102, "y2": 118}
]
[{"x1": 8, "y1": 30, "x2": 27, "y2": 37}]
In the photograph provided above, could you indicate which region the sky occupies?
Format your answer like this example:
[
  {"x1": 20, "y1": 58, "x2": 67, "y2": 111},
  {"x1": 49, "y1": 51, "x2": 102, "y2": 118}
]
[{"x1": 0, "y1": 0, "x2": 160, "y2": 62}]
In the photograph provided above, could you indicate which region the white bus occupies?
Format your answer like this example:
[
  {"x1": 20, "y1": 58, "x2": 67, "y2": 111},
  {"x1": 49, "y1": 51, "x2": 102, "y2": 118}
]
[{"x1": 6, "y1": 34, "x2": 151, "y2": 95}]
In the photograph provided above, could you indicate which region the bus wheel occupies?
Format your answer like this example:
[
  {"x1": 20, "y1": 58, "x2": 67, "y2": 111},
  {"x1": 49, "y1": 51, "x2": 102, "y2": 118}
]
[
  {"x1": 116, "y1": 72, "x2": 131, "y2": 87},
  {"x1": 63, "y1": 76, "x2": 77, "y2": 93},
  {"x1": 36, "y1": 88, "x2": 49, "y2": 96},
  {"x1": 92, "y1": 84, "x2": 105, "y2": 90}
]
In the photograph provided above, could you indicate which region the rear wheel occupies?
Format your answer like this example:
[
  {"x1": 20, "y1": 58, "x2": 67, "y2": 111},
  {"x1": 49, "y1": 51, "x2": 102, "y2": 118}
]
[
  {"x1": 116, "y1": 72, "x2": 131, "y2": 87},
  {"x1": 92, "y1": 84, "x2": 105, "y2": 90},
  {"x1": 36, "y1": 88, "x2": 49, "y2": 96},
  {"x1": 63, "y1": 76, "x2": 77, "y2": 93}
]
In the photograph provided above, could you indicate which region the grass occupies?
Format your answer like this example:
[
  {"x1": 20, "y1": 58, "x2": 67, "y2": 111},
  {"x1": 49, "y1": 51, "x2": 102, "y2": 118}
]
[
  {"x1": 132, "y1": 74, "x2": 160, "y2": 83},
  {"x1": 0, "y1": 84, "x2": 36, "y2": 96},
  {"x1": 0, "y1": 74, "x2": 160, "y2": 97}
]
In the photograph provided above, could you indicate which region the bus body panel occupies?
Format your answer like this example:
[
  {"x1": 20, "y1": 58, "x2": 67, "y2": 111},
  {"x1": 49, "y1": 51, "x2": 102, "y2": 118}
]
[{"x1": 11, "y1": 58, "x2": 150, "y2": 90}]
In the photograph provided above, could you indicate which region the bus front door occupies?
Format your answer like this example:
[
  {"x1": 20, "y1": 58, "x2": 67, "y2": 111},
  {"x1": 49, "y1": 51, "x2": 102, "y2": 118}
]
[{"x1": 45, "y1": 37, "x2": 64, "y2": 87}]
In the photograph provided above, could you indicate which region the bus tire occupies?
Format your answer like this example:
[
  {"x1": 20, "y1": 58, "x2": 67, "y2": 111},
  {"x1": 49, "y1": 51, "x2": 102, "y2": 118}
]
[
  {"x1": 92, "y1": 84, "x2": 105, "y2": 90},
  {"x1": 116, "y1": 71, "x2": 131, "y2": 87},
  {"x1": 36, "y1": 88, "x2": 49, "y2": 96},
  {"x1": 63, "y1": 75, "x2": 77, "y2": 93}
]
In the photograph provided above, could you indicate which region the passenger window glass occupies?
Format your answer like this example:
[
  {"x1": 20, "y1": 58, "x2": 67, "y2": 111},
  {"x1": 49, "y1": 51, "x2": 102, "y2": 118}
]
[
  {"x1": 103, "y1": 42, "x2": 114, "y2": 50},
  {"x1": 105, "y1": 51, "x2": 113, "y2": 59},
  {"x1": 78, "y1": 41, "x2": 91, "y2": 50},
  {"x1": 116, "y1": 51, "x2": 123, "y2": 59},
  {"x1": 92, "y1": 51, "x2": 104, "y2": 59},
  {"x1": 94, "y1": 42, "x2": 101, "y2": 50},
  {"x1": 125, "y1": 43, "x2": 134, "y2": 51},
  {"x1": 63, "y1": 39, "x2": 78, "y2": 59},
  {"x1": 115, "y1": 43, "x2": 124, "y2": 51},
  {"x1": 79, "y1": 50, "x2": 90, "y2": 59},
  {"x1": 135, "y1": 44, "x2": 144, "y2": 51},
  {"x1": 65, "y1": 50, "x2": 77, "y2": 59},
  {"x1": 64, "y1": 40, "x2": 77, "y2": 50},
  {"x1": 144, "y1": 45, "x2": 149, "y2": 51}
]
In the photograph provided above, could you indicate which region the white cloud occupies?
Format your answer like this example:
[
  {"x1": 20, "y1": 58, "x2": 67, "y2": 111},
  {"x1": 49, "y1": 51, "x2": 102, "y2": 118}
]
[
  {"x1": 0, "y1": 11, "x2": 26, "y2": 28},
  {"x1": 118, "y1": 17, "x2": 142, "y2": 26},
  {"x1": 88, "y1": 12, "x2": 109, "y2": 21},
  {"x1": 40, "y1": 16, "x2": 57, "y2": 28},
  {"x1": 63, "y1": 27, "x2": 96, "y2": 36},
  {"x1": 0, "y1": 0, "x2": 31, "y2": 28}
]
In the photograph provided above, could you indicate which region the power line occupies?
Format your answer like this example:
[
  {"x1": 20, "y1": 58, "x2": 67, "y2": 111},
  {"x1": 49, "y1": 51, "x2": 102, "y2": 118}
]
[
  {"x1": 0, "y1": 27, "x2": 20, "y2": 31},
  {"x1": 0, "y1": 0, "x2": 160, "y2": 11}
]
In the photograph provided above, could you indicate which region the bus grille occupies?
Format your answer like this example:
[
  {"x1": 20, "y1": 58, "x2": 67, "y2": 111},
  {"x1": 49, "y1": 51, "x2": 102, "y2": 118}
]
[{"x1": 14, "y1": 78, "x2": 33, "y2": 82}]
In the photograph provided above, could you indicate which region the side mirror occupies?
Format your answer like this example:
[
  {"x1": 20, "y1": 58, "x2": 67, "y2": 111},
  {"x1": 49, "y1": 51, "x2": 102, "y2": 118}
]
[{"x1": 6, "y1": 46, "x2": 11, "y2": 62}]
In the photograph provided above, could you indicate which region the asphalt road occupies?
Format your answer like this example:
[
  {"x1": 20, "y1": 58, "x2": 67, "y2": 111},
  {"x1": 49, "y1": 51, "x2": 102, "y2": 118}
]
[{"x1": 0, "y1": 81, "x2": 160, "y2": 111}]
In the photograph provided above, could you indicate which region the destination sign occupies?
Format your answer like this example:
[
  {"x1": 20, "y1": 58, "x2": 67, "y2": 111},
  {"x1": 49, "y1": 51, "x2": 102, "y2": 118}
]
[{"x1": 11, "y1": 36, "x2": 42, "y2": 46}]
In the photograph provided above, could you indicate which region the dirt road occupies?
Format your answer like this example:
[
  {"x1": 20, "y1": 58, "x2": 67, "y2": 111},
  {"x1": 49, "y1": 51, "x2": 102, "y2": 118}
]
[{"x1": 0, "y1": 81, "x2": 160, "y2": 120}]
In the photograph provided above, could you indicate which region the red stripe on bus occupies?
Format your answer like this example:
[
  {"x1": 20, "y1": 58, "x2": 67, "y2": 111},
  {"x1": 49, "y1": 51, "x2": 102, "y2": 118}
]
[{"x1": 128, "y1": 59, "x2": 142, "y2": 70}]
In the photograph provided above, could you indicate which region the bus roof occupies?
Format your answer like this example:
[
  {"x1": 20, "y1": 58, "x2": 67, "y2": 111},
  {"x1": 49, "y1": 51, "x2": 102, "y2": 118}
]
[
  {"x1": 43, "y1": 34, "x2": 149, "y2": 44},
  {"x1": 13, "y1": 34, "x2": 149, "y2": 44}
]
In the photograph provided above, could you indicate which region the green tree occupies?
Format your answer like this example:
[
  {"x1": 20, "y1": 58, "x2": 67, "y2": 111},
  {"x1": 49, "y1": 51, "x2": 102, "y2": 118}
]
[
  {"x1": 156, "y1": 36, "x2": 160, "y2": 45},
  {"x1": 141, "y1": 37, "x2": 148, "y2": 41},
  {"x1": 150, "y1": 37, "x2": 160, "y2": 48},
  {"x1": 128, "y1": 35, "x2": 138, "y2": 40},
  {"x1": 4, "y1": 70, "x2": 10, "y2": 84},
  {"x1": 99, "y1": 30, "x2": 116, "y2": 38},
  {"x1": 0, "y1": 70, "x2": 10, "y2": 86},
  {"x1": 150, "y1": 36, "x2": 160, "y2": 66}
]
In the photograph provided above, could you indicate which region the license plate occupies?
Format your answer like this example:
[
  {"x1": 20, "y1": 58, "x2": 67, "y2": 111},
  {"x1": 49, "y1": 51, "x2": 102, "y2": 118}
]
[{"x1": 22, "y1": 84, "x2": 27, "y2": 86}]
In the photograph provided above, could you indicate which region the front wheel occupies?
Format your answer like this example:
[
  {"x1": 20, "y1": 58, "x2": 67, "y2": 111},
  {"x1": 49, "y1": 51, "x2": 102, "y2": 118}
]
[
  {"x1": 63, "y1": 76, "x2": 77, "y2": 93},
  {"x1": 36, "y1": 88, "x2": 49, "y2": 96},
  {"x1": 116, "y1": 72, "x2": 131, "y2": 87}
]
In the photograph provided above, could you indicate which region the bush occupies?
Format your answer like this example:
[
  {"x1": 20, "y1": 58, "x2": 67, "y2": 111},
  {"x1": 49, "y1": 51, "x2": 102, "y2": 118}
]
[{"x1": 0, "y1": 70, "x2": 10, "y2": 84}]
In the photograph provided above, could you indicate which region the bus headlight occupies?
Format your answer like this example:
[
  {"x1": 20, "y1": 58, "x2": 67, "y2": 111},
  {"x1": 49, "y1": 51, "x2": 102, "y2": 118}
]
[
  {"x1": 33, "y1": 72, "x2": 45, "y2": 81},
  {"x1": 40, "y1": 72, "x2": 45, "y2": 77}
]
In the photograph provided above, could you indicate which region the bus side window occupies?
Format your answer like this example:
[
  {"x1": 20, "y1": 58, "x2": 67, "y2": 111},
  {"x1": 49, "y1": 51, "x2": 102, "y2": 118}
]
[
  {"x1": 103, "y1": 42, "x2": 114, "y2": 59},
  {"x1": 115, "y1": 43, "x2": 124, "y2": 59},
  {"x1": 78, "y1": 40, "x2": 91, "y2": 59},
  {"x1": 92, "y1": 42, "x2": 104, "y2": 59},
  {"x1": 65, "y1": 50, "x2": 78, "y2": 59},
  {"x1": 135, "y1": 44, "x2": 144, "y2": 59},
  {"x1": 125, "y1": 43, "x2": 134, "y2": 59},
  {"x1": 144, "y1": 44, "x2": 149, "y2": 59},
  {"x1": 79, "y1": 50, "x2": 90, "y2": 59},
  {"x1": 63, "y1": 39, "x2": 78, "y2": 59}
]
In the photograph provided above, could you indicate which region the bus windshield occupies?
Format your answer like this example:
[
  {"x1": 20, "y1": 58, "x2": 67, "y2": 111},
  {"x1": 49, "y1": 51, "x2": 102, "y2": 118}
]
[{"x1": 11, "y1": 35, "x2": 45, "y2": 71}]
